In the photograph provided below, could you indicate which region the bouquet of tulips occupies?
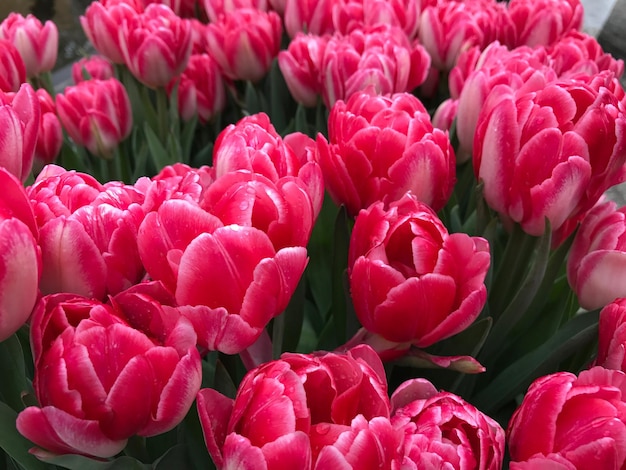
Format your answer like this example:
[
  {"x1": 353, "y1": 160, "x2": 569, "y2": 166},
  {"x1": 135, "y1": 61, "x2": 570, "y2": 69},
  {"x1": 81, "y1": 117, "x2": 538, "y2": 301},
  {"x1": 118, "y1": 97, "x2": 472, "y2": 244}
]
[{"x1": 2, "y1": 0, "x2": 626, "y2": 468}]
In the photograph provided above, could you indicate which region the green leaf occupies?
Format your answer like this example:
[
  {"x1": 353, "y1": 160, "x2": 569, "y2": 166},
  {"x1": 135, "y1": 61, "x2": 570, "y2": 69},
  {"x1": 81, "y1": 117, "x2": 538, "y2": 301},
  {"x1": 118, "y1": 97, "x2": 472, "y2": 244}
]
[
  {"x1": 0, "y1": 401, "x2": 47, "y2": 470},
  {"x1": 275, "y1": 275, "x2": 306, "y2": 355},
  {"x1": 472, "y1": 308, "x2": 599, "y2": 414},
  {"x1": 0, "y1": 333, "x2": 28, "y2": 412},
  {"x1": 330, "y1": 205, "x2": 352, "y2": 345},
  {"x1": 143, "y1": 124, "x2": 171, "y2": 173},
  {"x1": 35, "y1": 452, "x2": 149, "y2": 470}
]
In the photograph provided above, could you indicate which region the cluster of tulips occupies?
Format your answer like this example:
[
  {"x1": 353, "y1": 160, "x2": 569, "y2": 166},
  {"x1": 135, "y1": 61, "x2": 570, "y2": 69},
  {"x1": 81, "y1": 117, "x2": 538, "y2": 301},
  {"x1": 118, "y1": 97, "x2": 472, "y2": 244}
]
[{"x1": 2, "y1": 0, "x2": 626, "y2": 468}]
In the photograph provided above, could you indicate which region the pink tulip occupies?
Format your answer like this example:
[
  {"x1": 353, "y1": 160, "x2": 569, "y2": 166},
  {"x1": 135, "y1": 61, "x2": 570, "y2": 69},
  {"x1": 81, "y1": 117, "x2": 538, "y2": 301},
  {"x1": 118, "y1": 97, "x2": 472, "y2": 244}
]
[
  {"x1": 206, "y1": 8, "x2": 282, "y2": 83},
  {"x1": 201, "y1": 0, "x2": 269, "y2": 23},
  {"x1": 0, "y1": 83, "x2": 40, "y2": 182},
  {"x1": 508, "y1": 0, "x2": 583, "y2": 48},
  {"x1": 348, "y1": 193, "x2": 490, "y2": 349},
  {"x1": 118, "y1": 4, "x2": 193, "y2": 88},
  {"x1": 168, "y1": 53, "x2": 226, "y2": 123},
  {"x1": 197, "y1": 345, "x2": 391, "y2": 468},
  {"x1": 0, "y1": 12, "x2": 58, "y2": 77},
  {"x1": 473, "y1": 80, "x2": 626, "y2": 236},
  {"x1": 17, "y1": 292, "x2": 201, "y2": 458},
  {"x1": 594, "y1": 298, "x2": 626, "y2": 372},
  {"x1": 71, "y1": 55, "x2": 115, "y2": 83},
  {"x1": 391, "y1": 378, "x2": 505, "y2": 469},
  {"x1": 140, "y1": 0, "x2": 198, "y2": 17},
  {"x1": 56, "y1": 78, "x2": 132, "y2": 158},
  {"x1": 567, "y1": 201, "x2": 626, "y2": 310},
  {"x1": 320, "y1": 26, "x2": 431, "y2": 107},
  {"x1": 0, "y1": 38, "x2": 26, "y2": 92},
  {"x1": 283, "y1": 0, "x2": 336, "y2": 38},
  {"x1": 432, "y1": 97, "x2": 459, "y2": 132},
  {"x1": 33, "y1": 89, "x2": 63, "y2": 171},
  {"x1": 508, "y1": 367, "x2": 626, "y2": 468},
  {"x1": 81, "y1": 0, "x2": 141, "y2": 64},
  {"x1": 0, "y1": 168, "x2": 41, "y2": 342},
  {"x1": 316, "y1": 88, "x2": 455, "y2": 216}
]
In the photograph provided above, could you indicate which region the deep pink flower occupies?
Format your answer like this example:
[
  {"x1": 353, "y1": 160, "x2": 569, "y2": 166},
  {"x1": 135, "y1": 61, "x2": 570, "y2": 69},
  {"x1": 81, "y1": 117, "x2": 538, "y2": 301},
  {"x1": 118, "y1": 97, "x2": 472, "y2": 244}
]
[
  {"x1": 33, "y1": 89, "x2": 63, "y2": 171},
  {"x1": 71, "y1": 55, "x2": 115, "y2": 83},
  {"x1": 316, "y1": 88, "x2": 455, "y2": 216},
  {"x1": 595, "y1": 298, "x2": 626, "y2": 372},
  {"x1": 508, "y1": 367, "x2": 626, "y2": 469},
  {"x1": 348, "y1": 193, "x2": 490, "y2": 349},
  {"x1": 0, "y1": 38, "x2": 26, "y2": 92},
  {"x1": 283, "y1": 0, "x2": 336, "y2": 38},
  {"x1": 0, "y1": 12, "x2": 58, "y2": 77},
  {"x1": 201, "y1": 0, "x2": 269, "y2": 23},
  {"x1": 508, "y1": 0, "x2": 583, "y2": 48}
]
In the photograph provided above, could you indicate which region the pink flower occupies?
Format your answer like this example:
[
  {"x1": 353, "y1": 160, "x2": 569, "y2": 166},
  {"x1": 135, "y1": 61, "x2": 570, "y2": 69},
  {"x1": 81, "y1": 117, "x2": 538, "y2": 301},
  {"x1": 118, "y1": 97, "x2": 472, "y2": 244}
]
[
  {"x1": 168, "y1": 53, "x2": 226, "y2": 123},
  {"x1": 348, "y1": 193, "x2": 490, "y2": 349},
  {"x1": 595, "y1": 298, "x2": 626, "y2": 372},
  {"x1": 197, "y1": 345, "x2": 391, "y2": 468},
  {"x1": 71, "y1": 55, "x2": 115, "y2": 83},
  {"x1": 508, "y1": 0, "x2": 583, "y2": 48},
  {"x1": 56, "y1": 78, "x2": 132, "y2": 158},
  {"x1": 508, "y1": 367, "x2": 626, "y2": 469},
  {"x1": 33, "y1": 89, "x2": 63, "y2": 171},
  {"x1": 0, "y1": 83, "x2": 40, "y2": 182},
  {"x1": 567, "y1": 201, "x2": 626, "y2": 310},
  {"x1": 17, "y1": 292, "x2": 201, "y2": 458},
  {"x1": 80, "y1": 0, "x2": 141, "y2": 64},
  {"x1": 473, "y1": 80, "x2": 626, "y2": 236},
  {"x1": 316, "y1": 88, "x2": 455, "y2": 216},
  {"x1": 118, "y1": 4, "x2": 193, "y2": 88},
  {"x1": 201, "y1": 0, "x2": 269, "y2": 23},
  {"x1": 206, "y1": 8, "x2": 282, "y2": 83},
  {"x1": 0, "y1": 38, "x2": 26, "y2": 92},
  {"x1": 0, "y1": 167, "x2": 41, "y2": 342},
  {"x1": 283, "y1": 0, "x2": 336, "y2": 38},
  {"x1": 391, "y1": 379, "x2": 505, "y2": 469},
  {"x1": 0, "y1": 12, "x2": 58, "y2": 77}
]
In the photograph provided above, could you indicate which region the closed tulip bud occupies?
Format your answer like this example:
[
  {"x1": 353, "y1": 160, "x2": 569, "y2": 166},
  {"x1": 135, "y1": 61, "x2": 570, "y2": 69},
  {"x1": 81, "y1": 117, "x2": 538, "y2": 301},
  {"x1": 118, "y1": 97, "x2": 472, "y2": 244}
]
[
  {"x1": 206, "y1": 8, "x2": 282, "y2": 83},
  {"x1": 348, "y1": 193, "x2": 490, "y2": 348},
  {"x1": 0, "y1": 38, "x2": 26, "y2": 92},
  {"x1": 56, "y1": 78, "x2": 132, "y2": 158},
  {"x1": 0, "y1": 168, "x2": 41, "y2": 342},
  {"x1": 118, "y1": 4, "x2": 193, "y2": 88},
  {"x1": 0, "y1": 13, "x2": 58, "y2": 77},
  {"x1": 71, "y1": 55, "x2": 114, "y2": 83},
  {"x1": 316, "y1": 88, "x2": 455, "y2": 216}
]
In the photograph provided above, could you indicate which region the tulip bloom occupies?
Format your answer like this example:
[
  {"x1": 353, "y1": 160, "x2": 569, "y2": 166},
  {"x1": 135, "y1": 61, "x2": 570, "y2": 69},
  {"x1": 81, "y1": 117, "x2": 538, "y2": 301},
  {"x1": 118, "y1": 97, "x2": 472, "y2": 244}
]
[
  {"x1": 17, "y1": 293, "x2": 202, "y2": 458},
  {"x1": 118, "y1": 4, "x2": 193, "y2": 88},
  {"x1": 0, "y1": 12, "x2": 58, "y2": 77},
  {"x1": 71, "y1": 55, "x2": 115, "y2": 83},
  {"x1": 348, "y1": 193, "x2": 490, "y2": 349},
  {"x1": 201, "y1": 0, "x2": 269, "y2": 23},
  {"x1": 33, "y1": 89, "x2": 63, "y2": 171},
  {"x1": 206, "y1": 8, "x2": 282, "y2": 83},
  {"x1": 567, "y1": 201, "x2": 626, "y2": 310},
  {"x1": 197, "y1": 345, "x2": 392, "y2": 468},
  {"x1": 283, "y1": 0, "x2": 335, "y2": 38},
  {"x1": 508, "y1": 0, "x2": 583, "y2": 48},
  {"x1": 316, "y1": 88, "x2": 455, "y2": 216},
  {"x1": 56, "y1": 78, "x2": 132, "y2": 158},
  {"x1": 0, "y1": 83, "x2": 40, "y2": 182},
  {"x1": 508, "y1": 367, "x2": 626, "y2": 468},
  {"x1": 594, "y1": 298, "x2": 626, "y2": 372},
  {"x1": 0, "y1": 38, "x2": 26, "y2": 92},
  {"x1": 0, "y1": 168, "x2": 41, "y2": 342},
  {"x1": 391, "y1": 379, "x2": 505, "y2": 469}
]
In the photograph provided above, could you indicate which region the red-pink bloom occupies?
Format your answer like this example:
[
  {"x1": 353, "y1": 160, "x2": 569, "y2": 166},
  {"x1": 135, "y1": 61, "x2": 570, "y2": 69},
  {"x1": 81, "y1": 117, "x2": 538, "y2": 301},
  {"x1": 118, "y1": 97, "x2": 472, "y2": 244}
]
[
  {"x1": 507, "y1": 0, "x2": 583, "y2": 48},
  {"x1": 33, "y1": 89, "x2": 63, "y2": 171},
  {"x1": 0, "y1": 12, "x2": 58, "y2": 77},
  {"x1": 320, "y1": 26, "x2": 430, "y2": 107},
  {"x1": 473, "y1": 81, "x2": 626, "y2": 236},
  {"x1": 595, "y1": 298, "x2": 626, "y2": 372},
  {"x1": 197, "y1": 345, "x2": 391, "y2": 468},
  {"x1": 316, "y1": 88, "x2": 455, "y2": 216},
  {"x1": 118, "y1": 4, "x2": 193, "y2": 88},
  {"x1": 201, "y1": 0, "x2": 268, "y2": 23},
  {"x1": 348, "y1": 193, "x2": 490, "y2": 349},
  {"x1": 283, "y1": 0, "x2": 336, "y2": 38},
  {"x1": 167, "y1": 53, "x2": 225, "y2": 123},
  {"x1": 56, "y1": 78, "x2": 132, "y2": 158},
  {"x1": 508, "y1": 367, "x2": 626, "y2": 469},
  {"x1": 71, "y1": 55, "x2": 115, "y2": 83},
  {"x1": 391, "y1": 378, "x2": 505, "y2": 469},
  {"x1": 278, "y1": 33, "x2": 329, "y2": 107},
  {"x1": 0, "y1": 38, "x2": 26, "y2": 92},
  {"x1": 140, "y1": 0, "x2": 198, "y2": 17},
  {"x1": 206, "y1": 8, "x2": 282, "y2": 83},
  {"x1": 567, "y1": 201, "x2": 626, "y2": 310},
  {"x1": 212, "y1": 113, "x2": 324, "y2": 216},
  {"x1": 419, "y1": 0, "x2": 506, "y2": 71},
  {"x1": 81, "y1": 0, "x2": 141, "y2": 64},
  {"x1": 0, "y1": 168, "x2": 41, "y2": 342},
  {"x1": 17, "y1": 292, "x2": 201, "y2": 458},
  {"x1": 432, "y1": 97, "x2": 459, "y2": 132},
  {"x1": 0, "y1": 83, "x2": 40, "y2": 182}
]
